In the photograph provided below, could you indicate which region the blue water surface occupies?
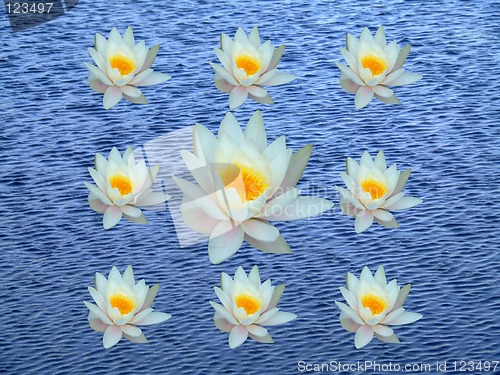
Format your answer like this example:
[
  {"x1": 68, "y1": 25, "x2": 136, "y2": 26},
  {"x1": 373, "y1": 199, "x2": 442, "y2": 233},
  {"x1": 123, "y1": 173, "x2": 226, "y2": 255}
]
[{"x1": 1, "y1": 0, "x2": 499, "y2": 374}]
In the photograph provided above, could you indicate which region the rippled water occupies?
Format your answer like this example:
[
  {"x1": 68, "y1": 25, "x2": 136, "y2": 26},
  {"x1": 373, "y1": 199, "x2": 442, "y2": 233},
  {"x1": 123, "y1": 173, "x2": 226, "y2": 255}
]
[{"x1": 1, "y1": 0, "x2": 499, "y2": 374}]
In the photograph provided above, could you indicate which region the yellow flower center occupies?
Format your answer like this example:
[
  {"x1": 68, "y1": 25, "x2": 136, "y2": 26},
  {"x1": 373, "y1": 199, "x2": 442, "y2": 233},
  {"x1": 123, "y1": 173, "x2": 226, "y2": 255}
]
[
  {"x1": 361, "y1": 293, "x2": 387, "y2": 315},
  {"x1": 361, "y1": 54, "x2": 387, "y2": 76},
  {"x1": 109, "y1": 54, "x2": 136, "y2": 76},
  {"x1": 235, "y1": 293, "x2": 261, "y2": 315},
  {"x1": 361, "y1": 178, "x2": 387, "y2": 200},
  {"x1": 109, "y1": 174, "x2": 133, "y2": 196},
  {"x1": 220, "y1": 163, "x2": 269, "y2": 202},
  {"x1": 109, "y1": 293, "x2": 136, "y2": 315},
  {"x1": 235, "y1": 54, "x2": 261, "y2": 76}
]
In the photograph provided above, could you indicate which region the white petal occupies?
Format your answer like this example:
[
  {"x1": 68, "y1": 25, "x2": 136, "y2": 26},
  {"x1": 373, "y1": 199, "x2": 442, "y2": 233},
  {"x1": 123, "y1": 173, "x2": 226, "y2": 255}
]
[
  {"x1": 244, "y1": 110, "x2": 267, "y2": 151},
  {"x1": 208, "y1": 221, "x2": 244, "y2": 264},
  {"x1": 392, "y1": 45, "x2": 411, "y2": 72},
  {"x1": 259, "y1": 71, "x2": 296, "y2": 86},
  {"x1": 372, "y1": 324, "x2": 393, "y2": 337},
  {"x1": 335, "y1": 301, "x2": 364, "y2": 325},
  {"x1": 372, "y1": 85, "x2": 393, "y2": 98},
  {"x1": 135, "y1": 71, "x2": 171, "y2": 86},
  {"x1": 120, "y1": 85, "x2": 142, "y2": 98},
  {"x1": 211, "y1": 62, "x2": 239, "y2": 86},
  {"x1": 139, "y1": 284, "x2": 160, "y2": 312},
  {"x1": 339, "y1": 287, "x2": 357, "y2": 309},
  {"x1": 123, "y1": 332, "x2": 149, "y2": 344},
  {"x1": 103, "y1": 205, "x2": 123, "y2": 229},
  {"x1": 245, "y1": 234, "x2": 292, "y2": 254},
  {"x1": 340, "y1": 77, "x2": 361, "y2": 94},
  {"x1": 279, "y1": 145, "x2": 312, "y2": 190},
  {"x1": 247, "y1": 324, "x2": 268, "y2": 337},
  {"x1": 140, "y1": 45, "x2": 160, "y2": 72},
  {"x1": 84, "y1": 301, "x2": 113, "y2": 325},
  {"x1": 392, "y1": 284, "x2": 411, "y2": 311},
  {"x1": 103, "y1": 325, "x2": 122, "y2": 349},
  {"x1": 214, "y1": 313, "x2": 235, "y2": 333},
  {"x1": 354, "y1": 325, "x2": 374, "y2": 349},
  {"x1": 375, "y1": 332, "x2": 400, "y2": 344},
  {"x1": 387, "y1": 196, "x2": 422, "y2": 210},
  {"x1": 385, "y1": 311, "x2": 422, "y2": 326},
  {"x1": 354, "y1": 211, "x2": 374, "y2": 233},
  {"x1": 229, "y1": 325, "x2": 248, "y2": 349},
  {"x1": 246, "y1": 85, "x2": 268, "y2": 98},
  {"x1": 229, "y1": 86, "x2": 248, "y2": 109},
  {"x1": 120, "y1": 205, "x2": 142, "y2": 218},
  {"x1": 259, "y1": 311, "x2": 296, "y2": 326},
  {"x1": 267, "y1": 44, "x2": 285, "y2": 71},
  {"x1": 372, "y1": 209, "x2": 394, "y2": 222},
  {"x1": 121, "y1": 324, "x2": 142, "y2": 337},
  {"x1": 374, "y1": 266, "x2": 386, "y2": 285},
  {"x1": 210, "y1": 301, "x2": 238, "y2": 325},
  {"x1": 134, "y1": 311, "x2": 171, "y2": 325},
  {"x1": 241, "y1": 219, "x2": 279, "y2": 242},
  {"x1": 389, "y1": 71, "x2": 422, "y2": 86},
  {"x1": 340, "y1": 316, "x2": 361, "y2": 333},
  {"x1": 374, "y1": 26, "x2": 386, "y2": 46},
  {"x1": 103, "y1": 86, "x2": 123, "y2": 109},
  {"x1": 354, "y1": 86, "x2": 374, "y2": 110}
]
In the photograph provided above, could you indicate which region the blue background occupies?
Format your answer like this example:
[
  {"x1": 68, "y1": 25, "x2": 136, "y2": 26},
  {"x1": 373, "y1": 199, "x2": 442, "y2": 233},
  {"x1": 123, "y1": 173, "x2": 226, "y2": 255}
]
[{"x1": 1, "y1": 0, "x2": 499, "y2": 374}]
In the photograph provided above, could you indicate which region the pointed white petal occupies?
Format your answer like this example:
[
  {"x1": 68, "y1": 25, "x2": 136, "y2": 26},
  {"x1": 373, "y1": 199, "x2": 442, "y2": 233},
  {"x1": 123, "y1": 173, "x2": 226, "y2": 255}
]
[
  {"x1": 354, "y1": 86, "x2": 374, "y2": 110},
  {"x1": 103, "y1": 86, "x2": 123, "y2": 109},
  {"x1": 229, "y1": 325, "x2": 248, "y2": 349},
  {"x1": 208, "y1": 221, "x2": 244, "y2": 264},
  {"x1": 354, "y1": 325, "x2": 374, "y2": 349},
  {"x1": 103, "y1": 325, "x2": 122, "y2": 349},
  {"x1": 103, "y1": 205, "x2": 122, "y2": 229}
]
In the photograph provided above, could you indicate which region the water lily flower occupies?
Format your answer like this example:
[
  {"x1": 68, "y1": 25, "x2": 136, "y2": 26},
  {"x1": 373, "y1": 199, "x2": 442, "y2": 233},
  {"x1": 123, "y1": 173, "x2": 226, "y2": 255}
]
[
  {"x1": 336, "y1": 26, "x2": 422, "y2": 109},
  {"x1": 85, "y1": 26, "x2": 171, "y2": 109},
  {"x1": 84, "y1": 146, "x2": 170, "y2": 229},
  {"x1": 211, "y1": 26, "x2": 296, "y2": 109},
  {"x1": 335, "y1": 265, "x2": 423, "y2": 349},
  {"x1": 210, "y1": 265, "x2": 297, "y2": 349},
  {"x1": 173, "y1": 110, "x2": 333, "y2": 264},
  {"x1": 84, "y1": 265, "x2": 171, "y2": 349},
  {"x1": 336, "y1": 150, "x2": 422, "y2": 233}
]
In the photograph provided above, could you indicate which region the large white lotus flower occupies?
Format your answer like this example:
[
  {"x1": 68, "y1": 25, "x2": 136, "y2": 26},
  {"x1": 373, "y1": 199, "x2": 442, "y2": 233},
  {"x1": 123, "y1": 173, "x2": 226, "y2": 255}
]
[
  {"x1": 84, "y1": 146, "x2": 170, "y2": 229},
  {"x1": 336, "y1": 26, "x2": 422, "y2": 110},
  {"x1": 173, "y1": 110, "x2": 333, "y2": 264},
  {"x1": 335, "y1": 266, "x2": 423, "y2": 349},
  {"x1": 85, "y1": 26, "x2": 171, "y2": 109},
  {"x1": 210, "y1": 265, "x2": 296, "y2": 349},
  {"x1": 336, "y1": 150, "x2": 422, "y2": 233},
  {"x1": 84, "y1": 265, "x2": 171, "y2": 349},
  {"x1": 211, "y1": 26, "x2": 296, "y2": 109}
]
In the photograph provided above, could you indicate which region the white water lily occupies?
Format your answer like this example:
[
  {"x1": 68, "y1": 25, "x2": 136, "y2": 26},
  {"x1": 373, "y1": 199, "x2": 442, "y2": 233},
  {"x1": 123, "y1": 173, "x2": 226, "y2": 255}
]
[
  {"x1": 210, "y1": 265, "x2": 297, "y2": 349},
  {"x1": 84, "y1": 265, "x2": 171, "y2": 349},
  {"x1": 336, "y1": 150, "x2": 422, "y2": 233},
  {"x1": 335, "y1": 266, "x2": 423, "y2": 349},
  {"x1": 336, "y1": 26, "x2": 422, "y2": 109},
  {"x1": 85, "y1": 26, "x2": 171, "y2": 109},
  {"x1": 211, "y1": 26, "x2": 296, "y2": 109},
  {"x1": 173, "y1": 110, "x2": 333, "y2": 264},
  {"x1": 84, "y1": 146, "x2": 170, "y2": 229}
]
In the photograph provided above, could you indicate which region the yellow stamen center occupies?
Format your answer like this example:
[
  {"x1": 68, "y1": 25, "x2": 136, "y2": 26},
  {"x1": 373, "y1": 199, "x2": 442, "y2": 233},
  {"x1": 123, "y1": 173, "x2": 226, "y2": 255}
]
[
  {"x1": 109, "y1": 54, "x2": 136, "y2": 76},
  {"x1": 235, "y1": 54, "x2": 261, "y2": 76},
  {"x1": 235, "y1": 293, "x2": 261, "y2": 315},
  {"x1": 361, "y1": 54, "x2": 387, "y2": 76},
  {"x1": 220, "y1": 163, "x2": 269, "y2": 202},
  {"x1": 361, "y1": 178, "x2": 387, "y2": 200},
  {"x1": 109, "y1": 293, "x2": 135, "y2": 315},
  {"x1": 361, "y1": 294, "x2": 387, "y2": 315},
  {"x1": 109, "y1": 174, "x2": 133, "y2": 196}
]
